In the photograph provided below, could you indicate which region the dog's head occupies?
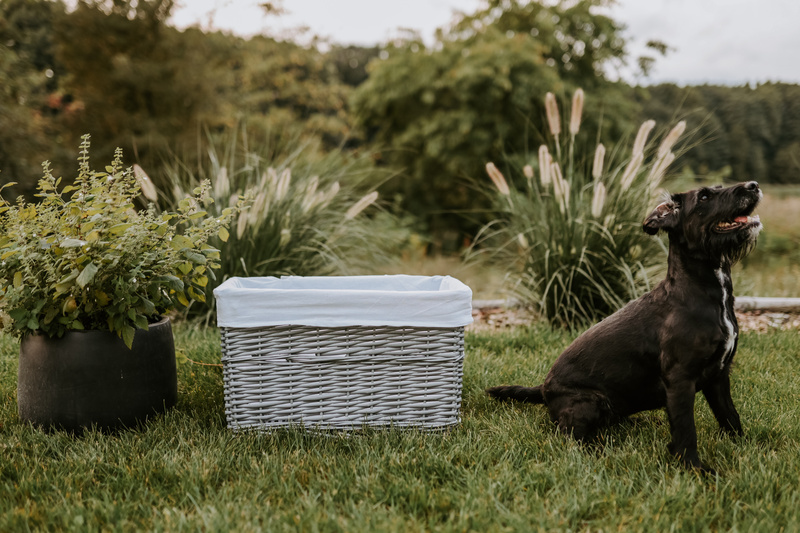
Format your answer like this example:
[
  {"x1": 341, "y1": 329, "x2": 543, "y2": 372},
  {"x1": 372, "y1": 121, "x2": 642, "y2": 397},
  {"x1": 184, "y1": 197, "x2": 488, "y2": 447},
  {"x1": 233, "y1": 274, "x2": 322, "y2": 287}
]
[{"x1": 643, "y1": 181, "x2": 762, "y2": 264}]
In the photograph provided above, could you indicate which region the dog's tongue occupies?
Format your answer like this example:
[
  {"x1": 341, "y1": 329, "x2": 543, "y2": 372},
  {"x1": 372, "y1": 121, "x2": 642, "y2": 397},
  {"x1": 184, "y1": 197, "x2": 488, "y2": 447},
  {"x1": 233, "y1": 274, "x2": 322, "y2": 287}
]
[{"x1": 734, "y1": 215, "x2": 749, "y2": 223}]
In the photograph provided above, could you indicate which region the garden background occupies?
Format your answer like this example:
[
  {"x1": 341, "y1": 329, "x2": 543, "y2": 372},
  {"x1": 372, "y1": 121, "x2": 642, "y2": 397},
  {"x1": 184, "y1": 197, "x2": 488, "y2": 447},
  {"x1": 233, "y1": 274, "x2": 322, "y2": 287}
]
[{"x1": 2, "y1": 1, "x2": 800, "y2": 530}]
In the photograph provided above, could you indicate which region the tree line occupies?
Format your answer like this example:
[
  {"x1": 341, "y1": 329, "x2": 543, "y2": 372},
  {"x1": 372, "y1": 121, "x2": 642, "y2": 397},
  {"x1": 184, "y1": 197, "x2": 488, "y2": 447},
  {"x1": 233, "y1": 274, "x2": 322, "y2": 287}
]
[{"x1": 2, "y1": 0, "x2": 798, "y2": 246}]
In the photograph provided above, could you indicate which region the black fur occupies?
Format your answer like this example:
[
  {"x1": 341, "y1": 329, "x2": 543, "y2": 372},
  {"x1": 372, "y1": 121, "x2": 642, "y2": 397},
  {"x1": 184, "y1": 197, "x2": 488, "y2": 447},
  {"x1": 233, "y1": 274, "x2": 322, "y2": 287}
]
[{"x1": 487, "y1": 181, "x2": 763, "y2": 474}]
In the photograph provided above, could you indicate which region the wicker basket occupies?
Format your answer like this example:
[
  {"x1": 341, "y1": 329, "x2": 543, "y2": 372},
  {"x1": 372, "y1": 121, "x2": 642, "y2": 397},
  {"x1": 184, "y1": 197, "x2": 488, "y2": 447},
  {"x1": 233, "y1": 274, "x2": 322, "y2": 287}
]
[{"x1": 214, "y1": 275, "x2": 473, "y2": 431}]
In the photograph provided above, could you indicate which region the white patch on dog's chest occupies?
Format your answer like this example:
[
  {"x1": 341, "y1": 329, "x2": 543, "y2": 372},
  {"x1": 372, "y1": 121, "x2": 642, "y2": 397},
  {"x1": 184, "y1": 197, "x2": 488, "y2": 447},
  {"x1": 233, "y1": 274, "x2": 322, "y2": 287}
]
[{"x1": 715, "y1": 268, "x2": 737, "y2": 368}]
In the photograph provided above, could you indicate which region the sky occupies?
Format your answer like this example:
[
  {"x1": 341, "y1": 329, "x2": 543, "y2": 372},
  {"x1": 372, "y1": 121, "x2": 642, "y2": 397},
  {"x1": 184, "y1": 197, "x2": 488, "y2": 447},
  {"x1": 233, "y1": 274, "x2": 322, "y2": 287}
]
[{"x1": 169, "y1": 0, "x2": 800, "y2": 87}]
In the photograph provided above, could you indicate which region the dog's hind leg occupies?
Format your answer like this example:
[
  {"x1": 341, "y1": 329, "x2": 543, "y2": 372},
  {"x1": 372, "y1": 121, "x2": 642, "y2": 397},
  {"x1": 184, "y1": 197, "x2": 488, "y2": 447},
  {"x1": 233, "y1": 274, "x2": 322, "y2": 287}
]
[
  {"x1": 703, "y1": 372, "x2": 743, "y2": 437},
  {"x1": 486, "y1": 385, "x2": 545, "y2": 404}
]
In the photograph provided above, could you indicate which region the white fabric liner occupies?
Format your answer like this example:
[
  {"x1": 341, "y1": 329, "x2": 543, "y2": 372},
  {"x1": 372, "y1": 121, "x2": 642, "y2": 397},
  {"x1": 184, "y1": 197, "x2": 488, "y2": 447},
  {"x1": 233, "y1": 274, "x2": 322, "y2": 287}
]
[{"x1": 214, "y1": 275, "x2": 474, "y2": 328}]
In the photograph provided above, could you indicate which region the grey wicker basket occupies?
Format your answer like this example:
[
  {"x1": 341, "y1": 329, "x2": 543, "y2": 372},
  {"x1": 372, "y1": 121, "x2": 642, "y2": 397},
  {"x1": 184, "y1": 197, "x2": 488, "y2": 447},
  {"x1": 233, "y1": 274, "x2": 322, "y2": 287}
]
[{"x1": 214, "y1": 275, "x2": 473, "y2": 431}]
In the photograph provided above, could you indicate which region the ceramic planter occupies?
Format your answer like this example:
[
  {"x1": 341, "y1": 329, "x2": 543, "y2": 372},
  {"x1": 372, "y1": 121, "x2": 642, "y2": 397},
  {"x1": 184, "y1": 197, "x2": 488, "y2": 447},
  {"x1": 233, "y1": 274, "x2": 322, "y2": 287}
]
[{"x1": 17, "y1": 317, "x2": 177, "y2": 431}]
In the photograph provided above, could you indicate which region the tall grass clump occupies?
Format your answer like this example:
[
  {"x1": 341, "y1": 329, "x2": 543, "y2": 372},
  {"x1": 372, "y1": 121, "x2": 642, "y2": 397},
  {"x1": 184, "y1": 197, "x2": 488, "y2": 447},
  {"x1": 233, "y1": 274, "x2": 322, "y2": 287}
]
[
  {"x1": 160, "y1": 128, "x2": 402, "y2": 317},
  {"x1": 473, "y1": 89, "x2": 689, "y2": 327}
]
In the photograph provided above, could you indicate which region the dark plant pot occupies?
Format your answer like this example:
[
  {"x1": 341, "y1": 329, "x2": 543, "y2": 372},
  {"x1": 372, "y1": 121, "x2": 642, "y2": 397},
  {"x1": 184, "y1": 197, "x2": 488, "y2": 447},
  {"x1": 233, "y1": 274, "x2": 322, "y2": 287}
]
[{"x1": 17, "y1": 317, "x2": 177, "y2": 432}]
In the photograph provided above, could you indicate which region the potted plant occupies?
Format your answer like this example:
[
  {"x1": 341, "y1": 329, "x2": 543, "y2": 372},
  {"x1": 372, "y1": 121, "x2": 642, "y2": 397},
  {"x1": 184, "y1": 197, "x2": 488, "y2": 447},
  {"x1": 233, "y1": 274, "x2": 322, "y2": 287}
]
[{"x1": 0, "y1": 135, "x2": 240, "y2": 431}]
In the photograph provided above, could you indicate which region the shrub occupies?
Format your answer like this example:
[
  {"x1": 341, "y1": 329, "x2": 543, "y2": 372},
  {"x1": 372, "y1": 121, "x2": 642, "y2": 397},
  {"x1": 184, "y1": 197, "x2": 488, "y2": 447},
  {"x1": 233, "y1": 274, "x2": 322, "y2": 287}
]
[
  {"x1": 472, "y1": 89, "x2": 688, "y2": 328},
  {"x1": 161, "y1": 129, "x2": 402, "y2": 317},
  {"x1": 0, "y1": 136, "x2": 239, "y2": 347}
]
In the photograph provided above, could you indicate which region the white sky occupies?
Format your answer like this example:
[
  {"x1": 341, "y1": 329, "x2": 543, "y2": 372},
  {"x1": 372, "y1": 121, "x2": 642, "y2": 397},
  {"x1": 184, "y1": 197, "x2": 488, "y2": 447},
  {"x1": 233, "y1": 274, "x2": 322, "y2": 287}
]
[{"x1": 170, "y1": 0, "x2": 800, "y2": 86}]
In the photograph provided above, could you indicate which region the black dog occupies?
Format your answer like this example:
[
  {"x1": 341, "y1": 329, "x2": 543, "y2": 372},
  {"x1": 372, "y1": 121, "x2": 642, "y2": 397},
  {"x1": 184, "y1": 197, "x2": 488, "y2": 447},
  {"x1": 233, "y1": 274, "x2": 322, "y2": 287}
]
[{"x1": 487, "y1": 181, "x2": 763, "y2": 473}]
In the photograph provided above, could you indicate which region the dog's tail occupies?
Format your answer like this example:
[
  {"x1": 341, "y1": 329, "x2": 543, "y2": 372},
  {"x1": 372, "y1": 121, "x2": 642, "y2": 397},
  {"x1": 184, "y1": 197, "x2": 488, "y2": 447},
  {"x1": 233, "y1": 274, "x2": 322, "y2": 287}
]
[{"x1": 486, "y1": 384, "x2": 545, "y2": 404}]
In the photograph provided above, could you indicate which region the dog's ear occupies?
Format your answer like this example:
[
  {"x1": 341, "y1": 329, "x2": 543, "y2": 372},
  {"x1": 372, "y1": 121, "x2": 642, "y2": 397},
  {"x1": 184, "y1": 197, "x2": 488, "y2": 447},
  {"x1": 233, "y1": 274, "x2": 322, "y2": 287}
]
[{"x1": 643, "y1": 197, "x2": 680, "y2": 235}]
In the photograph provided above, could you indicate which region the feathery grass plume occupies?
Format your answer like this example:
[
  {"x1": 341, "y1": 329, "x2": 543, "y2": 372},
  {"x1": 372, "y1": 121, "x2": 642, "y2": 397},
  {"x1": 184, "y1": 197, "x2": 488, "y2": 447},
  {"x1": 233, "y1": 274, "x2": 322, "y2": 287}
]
[
  {"x1": 326, "y1": 181, "x2": 340, "y2": 203},
  {"x1": 522, "y1": 164, "x2": 534, "y2": 190},
  {"x1": 591, "y1": 181, "x2": 606, "y2": 218},
  {"x1": 620, "y1": 152, "x2": 644, "y2": 191},
  {"x1": 133, "y1": 164, "x2": 158, "y2": 203},
  {"x1": 657, "y1": 120, "x2": 686, "y2": 158},
  {"x1": 249, "y1": 190, "x2": 267, "y2": 226},
  {"x1": 538, "y1": 145, "x2": 552, "y2": 187},
  {"x1": 236, "y1": 208, "x2": 248, "y2": 239},
  {"x1": 647, "y1": 152, "x2": 676, "y2": 188},
  {"x1": 301, "y1": 175, "x2": 320, "y2": 213},
  {"x1": 632, "y1": 120, "x2": 656, "y2": 157},
  {"x1": 551, "y1": 161, "x2": 568, "y2": 214},
  {"x1": 279, "y1": 228, "x2": 291, "y2": 246},
  {"x1": 592, "y1": 143, "x2": 606, "y2": 180},
  {"x1": 545, "y1": 92, "x2": 561, "y2": 137},
  {"x1": 163, "y1": 125, "x2": 401, "y2": 321},
  {"x1": 345, "y1": 191, "x2": 379, "y2": 220},
  {"x1": 275, "y1": 168, "x2": 292, "y2": 201},
  {"x1": 485, "y1": 162, "x2": 510, "y2": 195},
  {"x1": 471, "y1": 89, "x2": 684, "y2": 328},
  {"x1": 569, "y1": 88, "x2": 584, "y2": 136},
  {"x1": 523, "y1": 165, "x2": 534, "y2": 179},
  {"x1": 214, "y1": 167, "x2": 229, "y2": 199}
]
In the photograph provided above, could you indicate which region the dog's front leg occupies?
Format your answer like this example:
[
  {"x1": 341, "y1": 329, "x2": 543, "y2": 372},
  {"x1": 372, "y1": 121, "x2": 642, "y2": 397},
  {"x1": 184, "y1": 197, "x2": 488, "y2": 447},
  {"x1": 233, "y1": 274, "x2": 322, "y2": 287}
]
[
  {"x1": 703, "y1": 372, "x2": 743, "y2": 437},
  {"x1": 665, "y1": 379, "x2": 713, "y2": 473}
]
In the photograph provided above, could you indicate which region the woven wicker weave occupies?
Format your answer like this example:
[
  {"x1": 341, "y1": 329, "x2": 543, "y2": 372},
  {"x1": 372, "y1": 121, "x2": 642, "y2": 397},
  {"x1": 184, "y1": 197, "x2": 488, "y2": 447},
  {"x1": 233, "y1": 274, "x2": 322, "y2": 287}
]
[{"x1": 221, "y1": 324, "x2": 465, "y2": 431}]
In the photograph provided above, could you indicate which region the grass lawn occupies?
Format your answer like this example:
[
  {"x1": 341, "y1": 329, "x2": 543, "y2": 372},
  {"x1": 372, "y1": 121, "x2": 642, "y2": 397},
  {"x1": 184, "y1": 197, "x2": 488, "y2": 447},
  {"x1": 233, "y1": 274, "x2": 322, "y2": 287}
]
[{"x1": 2, "y1": 323, "x2": 800, "y2": 531}]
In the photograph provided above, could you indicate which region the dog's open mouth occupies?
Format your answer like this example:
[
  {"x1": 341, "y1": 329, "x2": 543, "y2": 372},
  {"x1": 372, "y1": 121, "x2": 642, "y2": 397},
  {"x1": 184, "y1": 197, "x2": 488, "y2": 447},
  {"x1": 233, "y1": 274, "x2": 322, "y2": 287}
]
[{"x1": 714, "y1": 214, "x2": 761, "y2": 233}]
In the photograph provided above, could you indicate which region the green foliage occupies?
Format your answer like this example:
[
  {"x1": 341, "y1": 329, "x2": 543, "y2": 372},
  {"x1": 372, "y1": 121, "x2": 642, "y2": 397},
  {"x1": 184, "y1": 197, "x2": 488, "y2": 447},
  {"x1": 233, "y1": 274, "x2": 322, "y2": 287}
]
[
  {"x1": 472, "y1": 90, "x2": 688, "y2": 327},
  {"x1": 163, "y1": 127, "x2": 401, "y2": 317},
  {"x1": 44, "y1": 0, "x2": 355, "y2": 188},
  {"x1": 351, "y1": 0, "x2": 636, "y2": 245},
  {"x1": 0, "y1": 136, "x2": 238, "y2": 347},
  {"x1": 234, "y1": 36, "x2": 353, "y2": 147},
  {"x1": 51, "y1": 0, "x2": 227, "y2": 166},
  {"x1": 636, "y1": 83, "x2": 800, "y2": 183},
  {"x1": 0, "y1": 0, "x2": 68, "y2": 197}
]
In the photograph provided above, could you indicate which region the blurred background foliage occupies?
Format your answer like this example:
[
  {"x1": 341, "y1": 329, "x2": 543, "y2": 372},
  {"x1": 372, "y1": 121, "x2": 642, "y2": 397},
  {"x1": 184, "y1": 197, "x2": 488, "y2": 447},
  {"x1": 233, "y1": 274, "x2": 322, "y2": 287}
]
[{"x1": 2, "y1": 0, "x2": 800, "y2": 252}]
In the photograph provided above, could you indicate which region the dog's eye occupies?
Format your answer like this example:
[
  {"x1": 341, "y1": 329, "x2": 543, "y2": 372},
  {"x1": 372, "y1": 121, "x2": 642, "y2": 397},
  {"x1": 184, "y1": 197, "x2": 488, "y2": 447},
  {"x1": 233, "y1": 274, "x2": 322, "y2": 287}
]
[{"x1": 699, "y1": 192, "x2": 710, "y2": 202}]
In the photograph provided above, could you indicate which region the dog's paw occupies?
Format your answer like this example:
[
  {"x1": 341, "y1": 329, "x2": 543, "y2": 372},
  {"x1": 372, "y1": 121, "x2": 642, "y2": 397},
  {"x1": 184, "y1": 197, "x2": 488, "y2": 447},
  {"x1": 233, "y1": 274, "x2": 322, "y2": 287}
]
[{"x1": 667, "y1": 443, "x2": 716, "y2": 475}]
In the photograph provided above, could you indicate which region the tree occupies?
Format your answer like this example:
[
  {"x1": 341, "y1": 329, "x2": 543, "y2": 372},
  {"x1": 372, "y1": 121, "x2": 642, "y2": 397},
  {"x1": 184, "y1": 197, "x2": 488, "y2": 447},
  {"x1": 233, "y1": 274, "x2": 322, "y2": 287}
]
[
  {"x1": 0, "y1": 0, "x2": 68, "y2": 195},
  {"x1": 52, "y1": 0, "x2": 227, "y2": 170},
  {"x1": 351, "y1": 0, "x2": 637, "y2": 247},
  {"x1": 232, "y1": 35, "x2": 352, "y2": 148}
]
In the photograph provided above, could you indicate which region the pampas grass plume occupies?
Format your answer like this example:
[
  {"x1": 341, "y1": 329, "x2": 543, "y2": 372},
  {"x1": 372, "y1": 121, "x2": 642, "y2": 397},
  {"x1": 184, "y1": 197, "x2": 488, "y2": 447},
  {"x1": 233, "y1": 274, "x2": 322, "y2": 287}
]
[{"x1": 545, "y1": 92, "x2": 561, "y2": 137}]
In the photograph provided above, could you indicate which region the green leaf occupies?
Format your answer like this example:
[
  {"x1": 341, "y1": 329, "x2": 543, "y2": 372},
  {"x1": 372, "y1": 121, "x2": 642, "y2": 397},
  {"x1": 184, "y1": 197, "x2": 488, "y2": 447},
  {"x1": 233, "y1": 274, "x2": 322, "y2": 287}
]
[
  {"x1": 13, "y1": 271, "x2": 22, "y2": 288},
  {"x1": 218, "y1": 227, "x2": 230, "y2": 242},
  {"x1": 170, "y1": 234, "x2": 193, "y2": 250},
  {"x1": 155, "y1": 275, "x2": 184, "y2": 293},
  {"x1": 138, "y1": 298, "x2": 156, "y2": 315},
  {"x1": 187, "y1": 286, "x2": 206, "y2": 303},
  {"x1": 108, "y1": 223, "x2": 133, "y2": 235},
  {"x1": 122, "y1": 326, "x2": 135, "y2": 349},
  {"x1": 9, "y1": 309, "x2": 27, "y2": 322},
  {"x1": 183, "y1": 251, "x2": 207, "y2": 265},
  {"x1": 176, "y1": 292, "x2": 190, "y2": 307},
  {"x1": 60, "y1": 238, "x2": 87, "y2": 248},
  {"x1": 133, "y1": 314, "x2": 149, "y2": 330},
  {"x1": 76, "y1": 262, "x2": 99, "y2": 288},
  {"x1": 175, "y1": 349, "x2": 189, "y2": 366}
]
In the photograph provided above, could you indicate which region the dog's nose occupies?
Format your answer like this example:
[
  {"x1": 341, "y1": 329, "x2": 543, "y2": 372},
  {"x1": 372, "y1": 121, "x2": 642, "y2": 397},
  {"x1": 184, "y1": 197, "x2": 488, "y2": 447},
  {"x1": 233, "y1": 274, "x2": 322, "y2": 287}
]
[{"x1": 745, "y1": 181, "x2": 759, "y2": 191}]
